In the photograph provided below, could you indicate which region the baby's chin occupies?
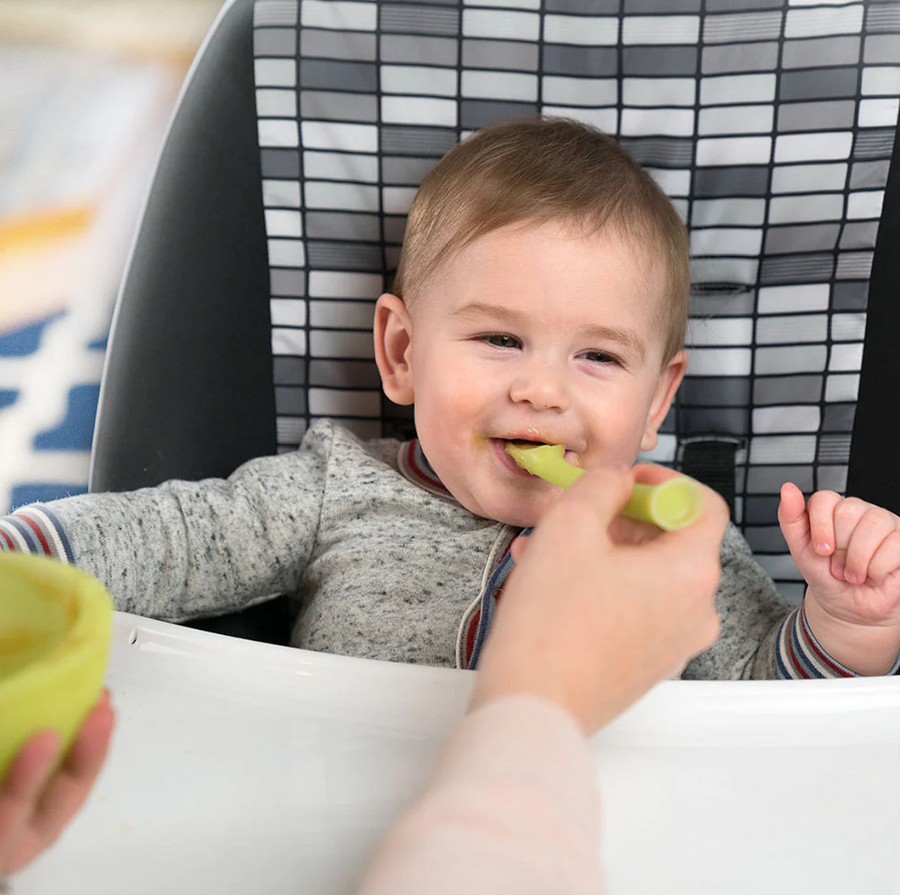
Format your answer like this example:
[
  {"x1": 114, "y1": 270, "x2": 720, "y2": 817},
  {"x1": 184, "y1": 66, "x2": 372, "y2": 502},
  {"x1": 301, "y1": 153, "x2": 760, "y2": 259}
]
[
  {"x1": 497, "y1": 512, "x2": 542, "y2": 529},
  {"x1": 457, "y1": 492, "x2": 552, "y2": 530}
]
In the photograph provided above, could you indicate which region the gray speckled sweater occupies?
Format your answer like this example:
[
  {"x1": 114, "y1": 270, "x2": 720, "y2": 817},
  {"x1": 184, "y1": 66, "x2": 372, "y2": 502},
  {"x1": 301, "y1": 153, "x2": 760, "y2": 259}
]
[{"x1": 4, "y1": 419, "x2": 793, "y2": 677}]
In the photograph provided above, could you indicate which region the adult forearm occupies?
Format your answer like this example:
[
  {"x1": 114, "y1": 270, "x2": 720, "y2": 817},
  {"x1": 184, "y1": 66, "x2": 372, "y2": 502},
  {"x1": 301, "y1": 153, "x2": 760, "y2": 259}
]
[{"x1": 358, "y1": 696, "x2": 605, "y2": 895}]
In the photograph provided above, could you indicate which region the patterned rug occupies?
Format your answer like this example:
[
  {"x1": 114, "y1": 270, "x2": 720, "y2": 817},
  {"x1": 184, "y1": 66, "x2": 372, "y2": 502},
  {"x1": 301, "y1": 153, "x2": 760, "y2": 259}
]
[{"x1": 0, "y1": 299, "x2": 111, "y2": 515}]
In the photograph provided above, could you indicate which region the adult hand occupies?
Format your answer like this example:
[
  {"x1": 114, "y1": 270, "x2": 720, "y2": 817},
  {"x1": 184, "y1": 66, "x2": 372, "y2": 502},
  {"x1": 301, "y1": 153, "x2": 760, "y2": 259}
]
[
  {"x1": 0, "y1": 691, "x2": 114, "y2": 877},
  {"x1": 473, "y1": 464, "x2": 729, "y2": 734}
]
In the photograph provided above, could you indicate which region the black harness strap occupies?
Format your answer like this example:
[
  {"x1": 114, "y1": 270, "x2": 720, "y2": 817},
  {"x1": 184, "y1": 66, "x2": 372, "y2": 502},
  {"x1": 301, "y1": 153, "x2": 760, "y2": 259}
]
[{"x1": 680, "y1": 439, "x2": 739, "y2": 519}]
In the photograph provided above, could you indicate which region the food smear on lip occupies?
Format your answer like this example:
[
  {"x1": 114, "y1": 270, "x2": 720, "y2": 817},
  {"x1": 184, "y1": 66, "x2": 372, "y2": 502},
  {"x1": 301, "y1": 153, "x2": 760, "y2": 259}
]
[{"x1": 504, "y1": 441, "x2": 703, "y2": 531}]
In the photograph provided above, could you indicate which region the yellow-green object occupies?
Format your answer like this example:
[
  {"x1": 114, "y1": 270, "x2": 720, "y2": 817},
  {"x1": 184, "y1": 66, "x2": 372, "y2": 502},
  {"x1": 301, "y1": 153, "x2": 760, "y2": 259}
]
[
  {"x1": 0, "y1": 553, "x2": 113, "y2": 778},
  {"x1": 505, "y1": 442, "x2": 703, "y2": 530},
  {"x1": 506, "y1": 442, "x2": 583, "y2": 488}
]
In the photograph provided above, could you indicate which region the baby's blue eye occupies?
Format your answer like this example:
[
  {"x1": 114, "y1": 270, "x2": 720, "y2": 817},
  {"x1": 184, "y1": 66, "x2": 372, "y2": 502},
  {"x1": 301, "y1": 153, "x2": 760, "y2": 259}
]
[{"x1": 484, "y1": 334, "x2": 520, "y2": 350}]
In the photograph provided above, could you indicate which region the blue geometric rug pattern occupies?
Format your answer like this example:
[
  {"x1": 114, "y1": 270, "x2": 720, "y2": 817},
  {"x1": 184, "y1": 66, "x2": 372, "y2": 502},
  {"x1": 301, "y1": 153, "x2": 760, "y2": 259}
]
[{"x1": 0, "y1": 304, "x2": 109, "y2": 515}]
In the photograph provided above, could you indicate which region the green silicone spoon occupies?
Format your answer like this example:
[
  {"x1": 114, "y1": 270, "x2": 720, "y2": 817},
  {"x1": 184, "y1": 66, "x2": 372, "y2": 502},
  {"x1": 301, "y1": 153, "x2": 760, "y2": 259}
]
[{"x1": 505, "y1": 442, "x2": 703, "y2": 531}]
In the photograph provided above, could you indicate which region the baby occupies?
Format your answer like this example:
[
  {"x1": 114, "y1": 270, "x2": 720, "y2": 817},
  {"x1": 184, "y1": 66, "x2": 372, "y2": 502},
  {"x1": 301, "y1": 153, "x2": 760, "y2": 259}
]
[{"x1": 3, "y1": 117, "x2": 899, "y2": 678}]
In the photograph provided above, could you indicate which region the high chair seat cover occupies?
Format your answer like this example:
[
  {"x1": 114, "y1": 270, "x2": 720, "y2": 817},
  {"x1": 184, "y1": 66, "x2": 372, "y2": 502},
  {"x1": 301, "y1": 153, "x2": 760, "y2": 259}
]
[{"x1": 92, "y1": 0, "x2": 900, "y2": 608}]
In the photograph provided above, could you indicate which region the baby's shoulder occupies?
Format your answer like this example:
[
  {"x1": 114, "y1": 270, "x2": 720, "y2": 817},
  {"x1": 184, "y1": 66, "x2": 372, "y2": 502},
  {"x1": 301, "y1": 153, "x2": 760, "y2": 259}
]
[
  {"x1": 720, "y1": 520, "x2": 754, "y2": 560},
  {"x1": 304, "y1": 418, "x2": 403, "y2": 470}
]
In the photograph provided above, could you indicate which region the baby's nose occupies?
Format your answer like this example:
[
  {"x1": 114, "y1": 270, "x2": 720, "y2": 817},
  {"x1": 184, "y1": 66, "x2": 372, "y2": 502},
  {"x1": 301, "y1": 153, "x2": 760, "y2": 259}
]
[{"x1": 509, "y1": 368, "x2": 570, "y2": 411}]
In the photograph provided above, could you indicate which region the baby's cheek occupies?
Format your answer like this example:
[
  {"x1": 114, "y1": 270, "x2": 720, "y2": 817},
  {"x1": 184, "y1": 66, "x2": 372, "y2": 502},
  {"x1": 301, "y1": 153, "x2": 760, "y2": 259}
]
[
  {"x1": 601, "y1": 409, "x2": 651, "y2": 457},
  {"x1": 440, "y1": 376, "x2": 481, "y2": 411},
  {"x1": 432, "y1": 388, "x2": 480, "y2": 436}
]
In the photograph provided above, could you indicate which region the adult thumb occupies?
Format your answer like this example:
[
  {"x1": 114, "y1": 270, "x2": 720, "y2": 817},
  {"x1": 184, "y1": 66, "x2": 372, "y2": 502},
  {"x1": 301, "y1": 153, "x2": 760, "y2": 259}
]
[{"x1": 543, "y1": 464, "x2": 637, "y2": 534}]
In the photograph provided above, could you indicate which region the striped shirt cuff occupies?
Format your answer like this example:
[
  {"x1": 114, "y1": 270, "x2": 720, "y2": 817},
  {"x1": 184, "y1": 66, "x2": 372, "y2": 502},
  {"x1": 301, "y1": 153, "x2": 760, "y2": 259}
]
[
  {"x1": 0, "y1": 505, "x2": 75, "y2": 563},
  {"x1": 776, "y1": 601, "x2": 900, "y2": 679}
]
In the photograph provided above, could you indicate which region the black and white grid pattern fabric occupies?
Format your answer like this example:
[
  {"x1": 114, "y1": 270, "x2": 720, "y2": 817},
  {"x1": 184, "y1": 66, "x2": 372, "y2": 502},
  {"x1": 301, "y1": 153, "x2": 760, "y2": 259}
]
[{"x1": 252, "y1": 0, "x2": 900, "y2": 599}]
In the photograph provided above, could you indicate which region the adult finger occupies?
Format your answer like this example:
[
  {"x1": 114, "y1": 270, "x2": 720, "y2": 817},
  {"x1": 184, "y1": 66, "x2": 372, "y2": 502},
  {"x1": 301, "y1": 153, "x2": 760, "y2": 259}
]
[
  {"x1": 608, "y1": 466, "x2": 728, "y2": 548},
  {"x1": 627, "y1": 465, "x2": 711, "y2": 531},
  {"x1": 0, "y1": 734, "x2": 60, "y2": 805},
  {"x1": 28, "y1": 693, "x2": 114, "y2": 851},
  {"x1": 630, "y1": 464, "x2": 730, "y2": 532},
  {"x1": 653, "y1": 474, "x2": 730, "y2": 555},
  {"x1": 509, "y1": 532, "x2": 530, "y2": 564},
  {"x1": 537, "y1": 464, "x2": 637, "y2": 543},
  {"x1": 630, "y1": 463, "x2": 686, "y2": 486},
  {"x1": 0, "y1": 732, "x2": 59, "y2": 870},
  {"x1": 644, "y1": 479, "x2": 729, "y2": 634}
]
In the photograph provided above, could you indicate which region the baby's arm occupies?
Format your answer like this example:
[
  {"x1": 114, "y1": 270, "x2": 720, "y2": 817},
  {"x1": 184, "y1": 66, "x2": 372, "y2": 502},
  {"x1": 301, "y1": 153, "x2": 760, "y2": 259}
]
[
  {"x1": 778, "y1": 484, "x2": 900, "y2": 676},
  {"x1": 0, "y1": 422, "x2": 335, "y2": 621}
]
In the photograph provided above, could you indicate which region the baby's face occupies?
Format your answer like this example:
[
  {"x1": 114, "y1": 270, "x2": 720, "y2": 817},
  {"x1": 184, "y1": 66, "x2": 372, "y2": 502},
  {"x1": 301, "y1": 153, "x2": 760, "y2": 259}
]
[{"x1": 384, "y1": 221, "x2": 686, "y2": 528}]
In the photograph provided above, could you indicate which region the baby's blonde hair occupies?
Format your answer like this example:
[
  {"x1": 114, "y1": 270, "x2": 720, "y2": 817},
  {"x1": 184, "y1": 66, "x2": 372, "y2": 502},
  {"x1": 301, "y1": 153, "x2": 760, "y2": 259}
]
[{"x1": 392, "y1": 116, "x2": 690, "y2": 364}]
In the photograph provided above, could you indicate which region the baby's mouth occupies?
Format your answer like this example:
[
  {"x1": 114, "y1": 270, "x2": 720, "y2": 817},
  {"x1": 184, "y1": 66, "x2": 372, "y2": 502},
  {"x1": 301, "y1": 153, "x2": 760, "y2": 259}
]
[{"x1": 496, "y1": 438, "x2": 581, "y2": 469}]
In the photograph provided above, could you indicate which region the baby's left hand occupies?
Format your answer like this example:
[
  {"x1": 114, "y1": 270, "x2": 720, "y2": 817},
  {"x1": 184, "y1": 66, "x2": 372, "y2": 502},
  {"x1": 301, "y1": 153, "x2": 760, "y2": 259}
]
[{"x1": 778, "y1": 484, "x2": 900, "y2": 671}]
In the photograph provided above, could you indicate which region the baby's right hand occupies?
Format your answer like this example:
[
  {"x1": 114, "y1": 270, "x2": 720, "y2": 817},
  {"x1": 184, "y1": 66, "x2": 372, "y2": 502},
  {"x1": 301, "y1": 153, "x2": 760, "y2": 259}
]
[
  {"x1": 473, "y1": 465, "x2": 729, "y2": 734},
  {"x1": 0, "y1": 692, "x2": 114, "y2": 877}
]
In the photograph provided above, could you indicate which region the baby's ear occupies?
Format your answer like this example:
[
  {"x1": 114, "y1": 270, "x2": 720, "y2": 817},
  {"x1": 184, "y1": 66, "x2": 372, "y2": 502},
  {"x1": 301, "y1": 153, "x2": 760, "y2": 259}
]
[
  {"x1": 374, "y1": 293, "x2": 415, "y2": 405},
  {"x1": 640, "y1": 350, "x2": 688, "y2": 452}
]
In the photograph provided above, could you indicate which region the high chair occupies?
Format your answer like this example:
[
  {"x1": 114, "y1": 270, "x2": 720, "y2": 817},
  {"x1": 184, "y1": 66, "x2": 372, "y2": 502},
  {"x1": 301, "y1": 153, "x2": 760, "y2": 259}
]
[{"x1": 90, "y1": 0, "x2": 900, "y2": 640}]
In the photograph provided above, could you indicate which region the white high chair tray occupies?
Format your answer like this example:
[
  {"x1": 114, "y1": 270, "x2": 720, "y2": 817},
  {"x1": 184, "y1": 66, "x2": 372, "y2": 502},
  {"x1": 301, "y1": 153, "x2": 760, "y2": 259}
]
[{"x1": 16, "y1": 612, "x2": 900, "y2": 895}]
